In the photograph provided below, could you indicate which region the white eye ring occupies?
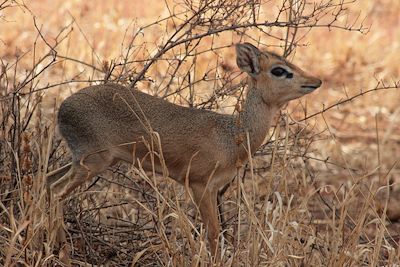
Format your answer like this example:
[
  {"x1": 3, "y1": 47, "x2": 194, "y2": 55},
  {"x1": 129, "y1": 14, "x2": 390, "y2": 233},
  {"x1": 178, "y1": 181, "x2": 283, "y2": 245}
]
[{"x1": 271, "y1": 67, "x2": 293, "y2": 78}]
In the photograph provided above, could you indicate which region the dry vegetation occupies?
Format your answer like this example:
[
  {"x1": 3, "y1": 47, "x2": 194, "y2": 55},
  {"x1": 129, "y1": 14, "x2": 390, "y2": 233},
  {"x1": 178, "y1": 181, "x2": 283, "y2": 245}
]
[{"x1": 0, "y1": 0, "x2": 399, "y2": 266}]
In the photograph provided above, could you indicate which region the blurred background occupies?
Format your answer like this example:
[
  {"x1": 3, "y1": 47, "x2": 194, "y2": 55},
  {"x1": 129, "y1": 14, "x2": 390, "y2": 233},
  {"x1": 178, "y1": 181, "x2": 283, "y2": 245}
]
[{"x1": 0, "y1": 0, "x2": 399, "y2": 265}]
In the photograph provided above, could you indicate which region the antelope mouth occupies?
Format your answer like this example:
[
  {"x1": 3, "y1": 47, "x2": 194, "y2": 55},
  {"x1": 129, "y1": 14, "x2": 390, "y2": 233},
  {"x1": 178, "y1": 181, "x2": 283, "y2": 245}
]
[
  {"x1": 301, "y1": 85, "x2": 321, "y2": 92},
  {"x1": 301, "y1": 85, "x2": 320, "y2": 90}
]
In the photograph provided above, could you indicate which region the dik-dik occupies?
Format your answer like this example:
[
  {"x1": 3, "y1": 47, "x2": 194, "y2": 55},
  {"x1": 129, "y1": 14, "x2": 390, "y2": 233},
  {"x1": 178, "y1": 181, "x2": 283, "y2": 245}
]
[{"x1": 48, "y1": 43, "x2": 322, "y2": 256}]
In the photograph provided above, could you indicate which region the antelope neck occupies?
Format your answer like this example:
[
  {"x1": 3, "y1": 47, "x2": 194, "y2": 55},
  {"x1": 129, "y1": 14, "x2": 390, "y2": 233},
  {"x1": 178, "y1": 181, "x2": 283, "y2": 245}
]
[{"x1": 239, "y1": 80, "x2": 278, "y2": 154}]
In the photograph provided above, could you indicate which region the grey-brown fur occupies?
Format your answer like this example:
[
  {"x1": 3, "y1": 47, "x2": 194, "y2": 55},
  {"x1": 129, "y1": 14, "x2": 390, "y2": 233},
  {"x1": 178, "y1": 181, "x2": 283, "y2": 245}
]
[
  {"x1": 58, "y1": 84, "x2": 244, "y2": 184},
  {"x1": 48, "y1": 42, "x2": 322, "y2": 256}
]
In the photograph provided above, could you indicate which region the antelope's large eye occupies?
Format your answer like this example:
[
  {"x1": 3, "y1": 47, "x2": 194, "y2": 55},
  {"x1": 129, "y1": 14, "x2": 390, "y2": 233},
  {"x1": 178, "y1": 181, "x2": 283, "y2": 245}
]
[{"x1": 271, "y1": 67, "x2": 287, "y2": 77}]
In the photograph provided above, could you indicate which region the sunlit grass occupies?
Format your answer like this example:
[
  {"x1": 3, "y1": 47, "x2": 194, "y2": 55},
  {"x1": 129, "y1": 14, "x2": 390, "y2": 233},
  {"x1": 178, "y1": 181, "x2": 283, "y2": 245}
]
[{"x1": 0, "y1": 0, "x2": 399, "y2": 266}]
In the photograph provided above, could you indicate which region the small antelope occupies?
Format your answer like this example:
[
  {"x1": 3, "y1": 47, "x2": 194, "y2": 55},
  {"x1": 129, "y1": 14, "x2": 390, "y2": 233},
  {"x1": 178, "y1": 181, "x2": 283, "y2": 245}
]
[{"x1": 48, "y1": 43, "x2": 321, "y2": 256}]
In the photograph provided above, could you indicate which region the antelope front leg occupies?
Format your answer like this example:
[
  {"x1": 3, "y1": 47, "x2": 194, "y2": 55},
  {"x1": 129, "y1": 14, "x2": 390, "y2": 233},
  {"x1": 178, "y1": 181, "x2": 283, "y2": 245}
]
[{"x1": 191, "y1": 183, "x2": 220, "y2": 257}]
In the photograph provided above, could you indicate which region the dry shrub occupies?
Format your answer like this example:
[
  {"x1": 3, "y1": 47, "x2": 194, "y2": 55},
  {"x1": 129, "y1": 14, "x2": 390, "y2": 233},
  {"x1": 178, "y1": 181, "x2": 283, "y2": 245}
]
[{"x1": 0, "y1": 0, "x2": 399, "y2": 266}]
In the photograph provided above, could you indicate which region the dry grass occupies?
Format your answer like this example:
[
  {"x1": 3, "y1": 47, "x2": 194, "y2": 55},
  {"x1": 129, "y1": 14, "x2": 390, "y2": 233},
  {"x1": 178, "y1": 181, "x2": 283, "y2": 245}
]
[{"x1": 1, "y1": 0, "x2": 399, "y2": 266}]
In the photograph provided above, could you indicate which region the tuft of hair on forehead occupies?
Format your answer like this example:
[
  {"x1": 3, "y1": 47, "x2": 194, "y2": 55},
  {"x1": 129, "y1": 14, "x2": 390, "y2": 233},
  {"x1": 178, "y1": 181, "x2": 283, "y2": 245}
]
[
  {"x1": 265, "y1": 50, "x2": 282, "y2": 58},
  {"x1": 262, "y1": 50, "x2": 286, "y2": 61},
  {"x1": 262, "y1": 50, "x2": 298, "y2": 68}
]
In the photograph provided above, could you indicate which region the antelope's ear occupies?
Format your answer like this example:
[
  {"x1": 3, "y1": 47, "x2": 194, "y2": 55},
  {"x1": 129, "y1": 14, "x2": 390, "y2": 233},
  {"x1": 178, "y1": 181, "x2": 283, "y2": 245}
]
[{"x1": 235, "y1": 43, "x2": 261, "y2": 77}]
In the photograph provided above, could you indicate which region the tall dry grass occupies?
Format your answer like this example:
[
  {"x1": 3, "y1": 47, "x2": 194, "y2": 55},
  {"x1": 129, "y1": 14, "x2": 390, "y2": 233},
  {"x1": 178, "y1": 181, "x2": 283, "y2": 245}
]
[{"x1": 0, "y1": 0, "x2": 399, "y2": 266}]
